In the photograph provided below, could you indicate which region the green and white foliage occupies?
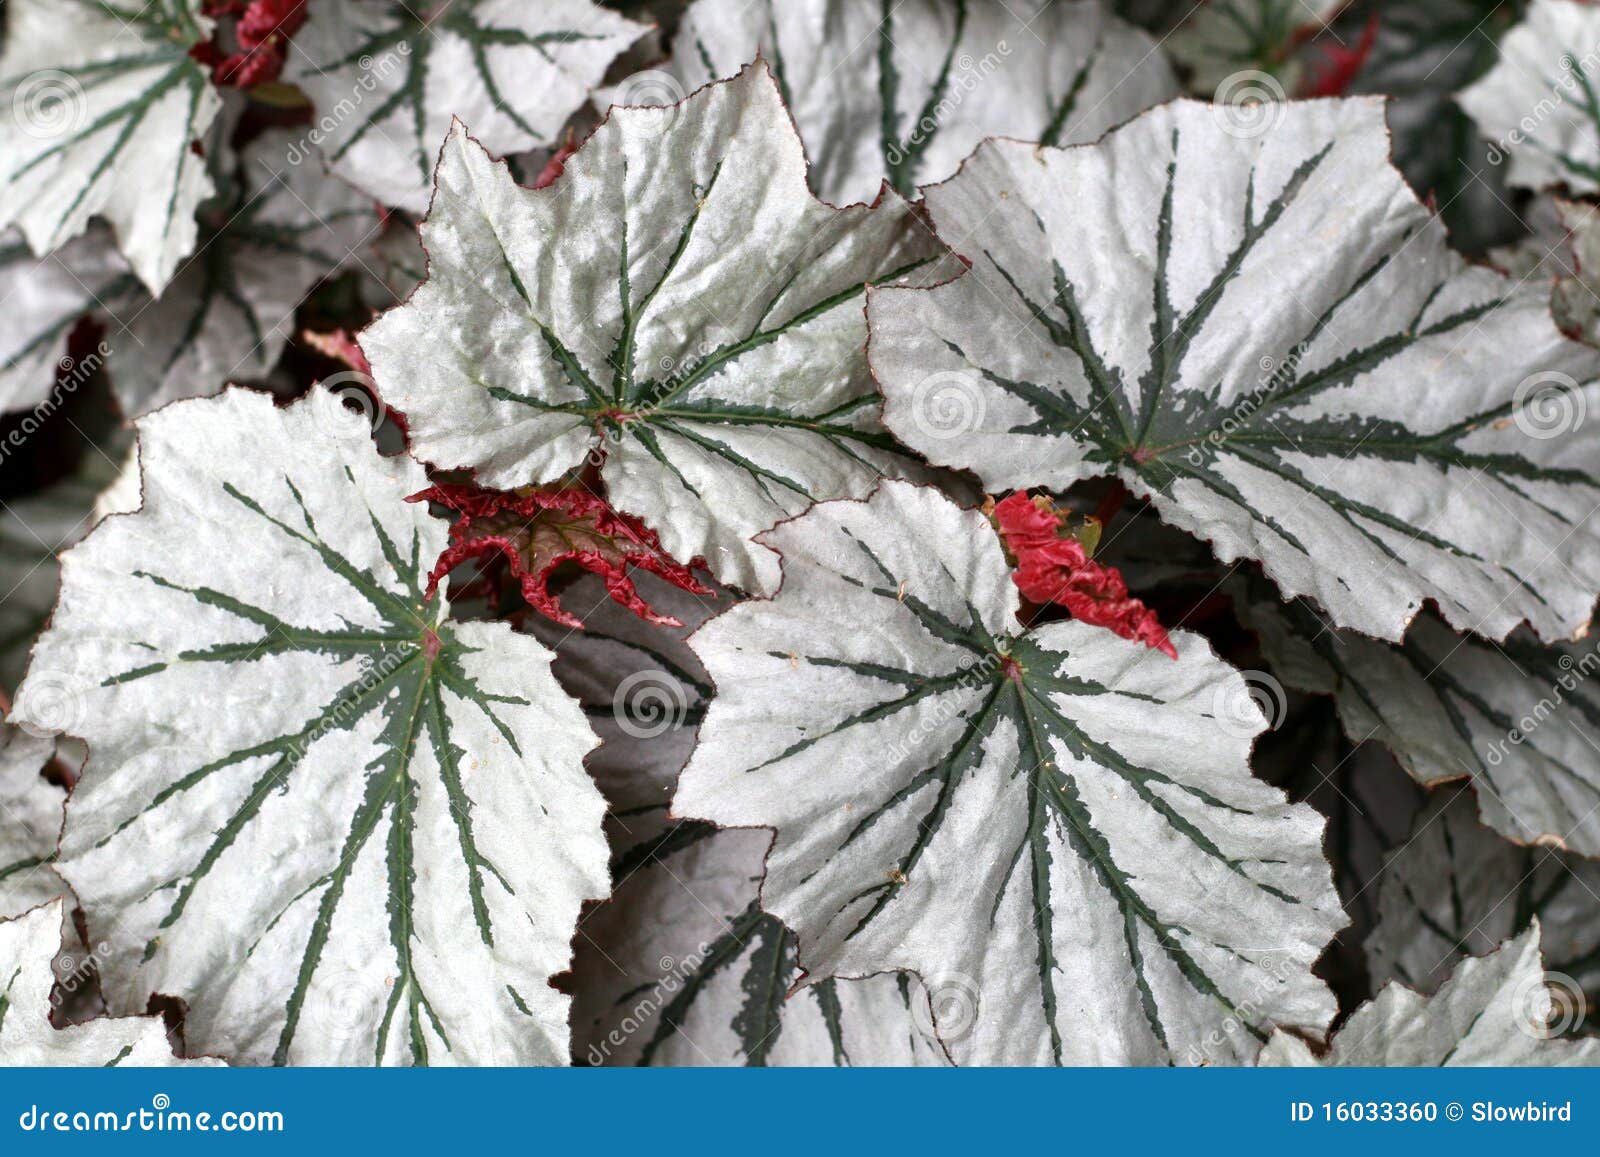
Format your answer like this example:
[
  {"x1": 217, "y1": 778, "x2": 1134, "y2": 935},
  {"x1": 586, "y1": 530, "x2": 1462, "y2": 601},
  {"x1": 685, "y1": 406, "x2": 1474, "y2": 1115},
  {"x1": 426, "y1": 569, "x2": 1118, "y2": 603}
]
[
  {"x1": 1459, "y1": 0, "x2": 1600, "y2": 196},
  {"x1": 654, "y1": 0, "x2": 1178, "y2": 204},
  {"x1": 362, "y1": 65, "x2": 955, "y2": 596},
  {"x1": 0, "y1": 0, "x2": 222, "y2": 294},
  {"x1": 0, "y1": 900, "x2": 222, "y2": 1066},
  {"x1": 870, "y1": 98, "x2": 1600, "y2": 645},
  {"x1": 523, "y1": 572, "x2": 720, "y2": 853},
  {"x1": 12, "y1": 388, "x2": 610, "y2": 1066},
  {"x1": 286, "y1": 0, "x2": 649, "y2": 213},
  {"x1": 573, "y1": 823, "x2": 945, "y2": 1066},
  {"x1": 675, "y1": 482, "x2": 1343, "y2": 1065},
  {"x1": 1367, "y1": 785, "x2": 1600, "y2": 997},
  {"x1": 1234, "y1": 572, "x2": 1600, "y2": 857},
  {"x1": 1168, "y1": 0, "x2": 1343, "y2": 94},
  {"x1": 1260, "y1": 925, "x2": 1600, "y2": 1066},
  {"x1": 0, "y1": 228, "x2": 139, "y2": 414},
  {"x1": 107, "y1": 132, "x2": 378, "y2": 418},
  {"x1": 0, "y1": 725, "x2": 63, "y2": 920}
]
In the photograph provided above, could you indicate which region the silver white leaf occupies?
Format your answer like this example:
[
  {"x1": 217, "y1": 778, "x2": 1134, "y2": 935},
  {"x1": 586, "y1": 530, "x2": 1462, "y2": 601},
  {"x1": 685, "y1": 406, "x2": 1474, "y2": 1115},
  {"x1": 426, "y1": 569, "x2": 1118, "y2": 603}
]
[
  {"x1": 286, "y1": 0, "x2": 649, "y2": 213},
  {"x1": 362, "y1": 64, "x2": 956, "y2": 596},
  {"x1": 0, "y1": 900, "x2": 222, "y2": 1066},
  {"x1": 648, "y1": 0, "x2": 1176, "y2": 204},
  {"x1": 871, "y1": 98, "x2": 1600, "y2": 644},
  {"x1": 14, "y1": 387, "x2": 610, "y2": 1066},
  {"x1": 0, "y1": 0, "x2": 221, "y2": 294},
  {"x1": 1368, "y1": 785, "x2": 1600, "y2": 998},
  {"x1": 1260, "y1": 924, "x2": 1600, "y2": 1066},
  {"x1": 0, "y1": 725, "x2": 62, "y2": 920},
  {"x1": 675, "y1": 481, "x2": 1344, "y2": 1065}
]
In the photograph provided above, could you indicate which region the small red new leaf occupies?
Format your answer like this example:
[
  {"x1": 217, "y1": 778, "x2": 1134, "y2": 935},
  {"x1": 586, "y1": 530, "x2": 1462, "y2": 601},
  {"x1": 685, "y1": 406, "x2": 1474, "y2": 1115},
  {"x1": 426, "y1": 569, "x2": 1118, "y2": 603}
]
[
  {"x1": 992, "y1": 492, "x2": 1177, "y2": 659},
  {"x1": 410, "y1": 483, "x2": 712, "y2": 629}
]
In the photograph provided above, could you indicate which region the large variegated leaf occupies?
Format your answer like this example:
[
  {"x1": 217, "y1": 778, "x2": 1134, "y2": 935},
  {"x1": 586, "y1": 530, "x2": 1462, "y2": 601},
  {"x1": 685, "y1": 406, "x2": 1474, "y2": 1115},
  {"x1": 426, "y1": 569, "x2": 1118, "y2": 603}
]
[
  {"x1": 870, "y1": 98, "x2": 1600, "y2": 644},
  {"x1": 1234, "y1": 572, "x2": 1600, "y2": 857},
  {"x1": 1458, "y1": 0, "x2": 1600, "y2": 195},
  {"x1": 362, "y1": 65, "x2": 955, "y2": 596},
  {"x1": 285, "y1": 0, "x2": 649, "y2": 213},
  {"x1": 0, "y1": 228, "x2": 138, "y2": 414},
  {"x1": 573, "y1": 822, "x2": 945, "y2": 1066},
  {"x1": 654, "y1": 0, "x2": 1177, "y2": 204},
  {"x1": 674, "y1": 481, "x2": 1344, "y2": 1065},
  {"x1": 108, "y1": 132, "x2": 379, "y2": 417},
  {"x1": 0, "y1": 901, "x2": 221, "y2": 1066},
  {"x1": 0, "y1": 726, "x2": 62, "y2": 920},
  {"x1": 1260, "y1": 925, "x2": 1600, "y2": 1066},
  {"x1": 0, "y1": 0, "x2": 222, "y2": 294},
  {"x1": 1368, "y1": 785, "x2": 1600, "y2": 998},
  {"x1": 12, "y1": 387, "x2": 610, "y2": 1066}
]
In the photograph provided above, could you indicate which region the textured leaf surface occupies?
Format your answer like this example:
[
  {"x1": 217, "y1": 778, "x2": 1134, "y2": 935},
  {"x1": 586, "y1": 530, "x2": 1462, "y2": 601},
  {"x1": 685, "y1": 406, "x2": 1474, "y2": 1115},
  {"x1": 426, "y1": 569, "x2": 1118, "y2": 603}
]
[
  {"x1": 573, "y1": 822, "x2": 945, "y2": 1066},
  {"x1": 0, "y1": 229, "x2": 138, "y2": 414},
  {"x1": 0, "y1": 0, "x2": 221, "y2": 294},
  {"x1": 13, "y1": 388, "x2": 610, "y2": 1066},
  {"x1": 0, "y1": 901, "x2": 221, "y2": 1066},
  {"x1": 1235, "y1": 573, "x2": 1600, "y2": 857},
  {"x1": 658, "y1": 0, "x2": 1177, "y2": 204},
  {"x1": 107, "y1": 133, "x2": 378, "y2": 418},
  {"x1": 362, "y1": 65, "x2": 955, "y2": 596},
  {"x1": 675, "y1": 481, "x2": 1343, "y2": 1065},
  {"x1": 871, "y1": 98, "x2": 1600, "y2": 644},
  {"x1": 0, "y1": 726, "x2": 62, "y2": 920},
  {"x1": 286, "y1": 0, "x2": 648, "y2": 213},
  {"x1": 1458, "y1": 0, "x2": 1600, "y2": 195},
  {"x1": 1260, "y1": 925, "x2": 1600, "y2": 1066},
  {"x1": 1367, "y1": 785, "x2": 1600, "y2": 996}
]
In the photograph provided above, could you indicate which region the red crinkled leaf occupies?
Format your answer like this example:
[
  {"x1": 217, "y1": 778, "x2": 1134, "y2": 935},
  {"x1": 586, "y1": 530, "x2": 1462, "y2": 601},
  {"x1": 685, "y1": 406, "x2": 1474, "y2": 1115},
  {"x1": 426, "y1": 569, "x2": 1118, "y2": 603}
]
[
  {"x1": 1300, "y1": 14, "x2": 1379, "y2": 99},
  {"x1": 206, "y1": 0, "x2": 306, "y2": 88},
  {"x1": 992, "y1": 492, "x2": 1177, "y2": 659},
  {"x1": 532, "y1": 133, "x2": 579, "y2": 190},
  {"x1": 409, "y1": 483, "x2": 712, "y2": 629},
  {"x1": 303, "y1": 328, "x2": 373, "y2": 375}
]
